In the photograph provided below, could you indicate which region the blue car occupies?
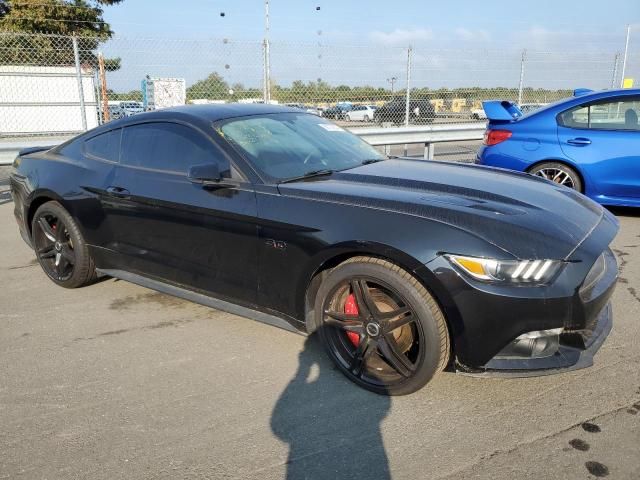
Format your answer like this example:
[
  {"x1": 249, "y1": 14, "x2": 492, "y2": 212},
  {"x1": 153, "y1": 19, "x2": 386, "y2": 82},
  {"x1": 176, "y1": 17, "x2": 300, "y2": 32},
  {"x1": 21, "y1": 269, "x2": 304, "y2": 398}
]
[{"x1": 476, "y1": 88, "x2": 640, "y2": 207}]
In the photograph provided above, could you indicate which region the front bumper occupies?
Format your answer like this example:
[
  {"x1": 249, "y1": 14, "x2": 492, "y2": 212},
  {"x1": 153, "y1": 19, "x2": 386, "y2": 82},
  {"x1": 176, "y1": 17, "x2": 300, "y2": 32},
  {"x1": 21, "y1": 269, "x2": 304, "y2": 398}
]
[
  {"x1": 418, "y1": 222, "x2": 618, "y2": 378},
  {"x1": 458, "y1": 301, "x2": 612, "y2": 377}
]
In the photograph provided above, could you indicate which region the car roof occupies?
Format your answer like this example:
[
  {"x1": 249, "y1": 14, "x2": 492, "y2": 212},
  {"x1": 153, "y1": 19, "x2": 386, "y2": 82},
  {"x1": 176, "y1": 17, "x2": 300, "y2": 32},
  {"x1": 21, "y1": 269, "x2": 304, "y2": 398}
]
[
  {"x1": 84, "y1": 103, "x2": 305, "y2": 137},
  {"x1": 519, "y1": 88, "x2": 640, "y2": 120},
  {"x1": 155, "y1": 103, "x2": 302, "y2": 121}
]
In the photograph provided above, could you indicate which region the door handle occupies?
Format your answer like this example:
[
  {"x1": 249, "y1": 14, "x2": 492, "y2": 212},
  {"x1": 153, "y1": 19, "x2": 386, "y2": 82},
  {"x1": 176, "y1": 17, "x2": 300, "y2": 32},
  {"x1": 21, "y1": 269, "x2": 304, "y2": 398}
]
[
  {"x1": 106, "y1": 186, "x2": 130, "y2": 198},
  {"x1": 567, "y1": 137, "x2": 591, "y2": 146}
]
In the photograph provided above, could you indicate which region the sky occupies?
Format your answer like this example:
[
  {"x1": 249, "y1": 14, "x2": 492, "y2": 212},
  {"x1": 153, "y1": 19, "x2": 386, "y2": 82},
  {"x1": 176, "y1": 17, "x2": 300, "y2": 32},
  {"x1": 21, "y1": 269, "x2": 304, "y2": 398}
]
[{"x1": 98, "y1": 0, "x2": 640, "y2": 93}]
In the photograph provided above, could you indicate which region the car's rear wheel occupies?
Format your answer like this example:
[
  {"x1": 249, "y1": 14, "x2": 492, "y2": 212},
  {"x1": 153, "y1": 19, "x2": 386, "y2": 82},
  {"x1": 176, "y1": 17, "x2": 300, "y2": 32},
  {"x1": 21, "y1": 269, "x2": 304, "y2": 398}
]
[
  {"x1": 529, "y1": 162, "x2": 582, "y2": 192},
  {"x1": 363, "y1": 114, "x2": 370, "y2": 122},
  {"x1": 31, "y1": 201, "x2": 97, "y2": 288},
  {"x1": 315, "y1": 257, "x2": 450, "y2": 395}
]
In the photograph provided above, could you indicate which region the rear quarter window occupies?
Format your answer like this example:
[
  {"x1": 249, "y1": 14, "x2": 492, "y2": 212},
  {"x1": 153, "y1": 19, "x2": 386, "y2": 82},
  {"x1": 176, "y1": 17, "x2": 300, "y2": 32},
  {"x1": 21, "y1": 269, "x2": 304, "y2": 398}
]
[
  {"x1": 84, "y1": 129, "x2": 121, "y2": 162},
  {"x1": 558, "y1": 106, "x2": 589, "y2": 129}
]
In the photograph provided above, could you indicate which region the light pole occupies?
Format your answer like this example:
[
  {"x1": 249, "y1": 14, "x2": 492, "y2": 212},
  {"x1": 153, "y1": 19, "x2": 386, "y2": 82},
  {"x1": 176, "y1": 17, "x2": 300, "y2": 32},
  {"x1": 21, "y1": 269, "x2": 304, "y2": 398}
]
[
  {"x1": 387, "y1": 77, "x2": 397, "y2": 96},
  {"x1": 517, "y1": 49, "x2": 526, "y2": 105},
  {"x1": 620, "y1": 24, "x2": 631, "y2": 88}
]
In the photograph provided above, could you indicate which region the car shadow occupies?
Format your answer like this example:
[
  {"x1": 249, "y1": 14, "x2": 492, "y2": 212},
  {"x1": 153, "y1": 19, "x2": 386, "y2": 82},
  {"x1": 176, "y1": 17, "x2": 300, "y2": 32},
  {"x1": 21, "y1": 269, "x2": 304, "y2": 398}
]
[
  {"x1": 271, "y1": 333, "x2": 392, "y2": 480},
  {"x1": 606, "y1": 206, "x2": 640, "y2": 218}
]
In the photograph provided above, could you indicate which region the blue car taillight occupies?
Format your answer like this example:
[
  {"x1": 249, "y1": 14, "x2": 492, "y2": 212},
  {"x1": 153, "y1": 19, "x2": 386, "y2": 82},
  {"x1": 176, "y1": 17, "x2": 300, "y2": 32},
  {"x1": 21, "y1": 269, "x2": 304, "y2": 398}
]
[{"x1": 483, "y1": 129, "x2": 512, "y2": 146}]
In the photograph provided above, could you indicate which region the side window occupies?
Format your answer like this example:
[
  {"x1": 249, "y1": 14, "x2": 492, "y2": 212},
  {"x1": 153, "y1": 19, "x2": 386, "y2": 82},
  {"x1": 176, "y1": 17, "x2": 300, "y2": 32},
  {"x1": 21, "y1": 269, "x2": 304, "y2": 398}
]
[
  {"x1": 589, "y1": 98, "x2": 640, "y2": 131},
  {"x1": 84, "y1": 129, "x2": 121, "y2": 162},
  {"x1": 558, "y1": 98, "x2": 640, "y2": 131},
  {"x1": 120, "y1": 122, "x2": 231, "y2": 176}
]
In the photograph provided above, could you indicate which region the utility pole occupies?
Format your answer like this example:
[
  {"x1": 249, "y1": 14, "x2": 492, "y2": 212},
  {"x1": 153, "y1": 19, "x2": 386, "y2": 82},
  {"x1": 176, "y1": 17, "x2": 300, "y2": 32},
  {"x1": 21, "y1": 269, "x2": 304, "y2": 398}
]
[
  {"x1": 98, "y1": 52, "x2": 109, "y2": 123},
  {"x1": 263, "y1": 0, "x2": 271, "y2": 103},
  {"x1": 517, "y1": 49, "x2": 526, "y2": 105},
  {"x1": 387, "y1": 76, "x2": 397, "y2": 96},
  {"x1": 620, "y1": 24, "x2": 631, "y2": 88}
]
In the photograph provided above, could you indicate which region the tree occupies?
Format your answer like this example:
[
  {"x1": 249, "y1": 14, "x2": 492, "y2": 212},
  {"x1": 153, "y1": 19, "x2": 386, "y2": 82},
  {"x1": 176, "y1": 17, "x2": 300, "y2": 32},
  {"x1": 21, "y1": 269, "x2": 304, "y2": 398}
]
[
  {"x1": 0, "y1": 0, "x2": 123, "y2": 69},
  {"x1": 186, "y1": 72, "x2": 230, "y2": 101}
]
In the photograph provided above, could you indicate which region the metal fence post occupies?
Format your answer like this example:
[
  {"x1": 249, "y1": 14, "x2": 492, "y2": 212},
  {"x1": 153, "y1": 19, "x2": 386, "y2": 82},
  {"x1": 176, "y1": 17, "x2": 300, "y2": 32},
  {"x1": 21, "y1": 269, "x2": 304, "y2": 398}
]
[
  {"x1": 404, "y1": 46, "x2": 412, "y2": 127},
  {"x1": 262, "y1": 0, "x2": 271, "y2": 103},
  {"x1": 517, "y1": 49, "x2": 526, "y2": 104},
  {"x1": 423, "y1": 143, "x2": 434, "y2": 160},
  {"x1": 72, "y1": 36, "x2": 88, "y2": 131},
  {"x1": 611, "y1": 52, "x2": 620, "y2": 89}
]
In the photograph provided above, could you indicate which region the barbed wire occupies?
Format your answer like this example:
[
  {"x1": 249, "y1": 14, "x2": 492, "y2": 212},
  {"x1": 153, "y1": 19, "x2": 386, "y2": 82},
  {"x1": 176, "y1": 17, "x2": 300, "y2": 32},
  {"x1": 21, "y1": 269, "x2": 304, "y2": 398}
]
[{"x1": 6, "y1": 1, "x2": 101, "y2": 10}]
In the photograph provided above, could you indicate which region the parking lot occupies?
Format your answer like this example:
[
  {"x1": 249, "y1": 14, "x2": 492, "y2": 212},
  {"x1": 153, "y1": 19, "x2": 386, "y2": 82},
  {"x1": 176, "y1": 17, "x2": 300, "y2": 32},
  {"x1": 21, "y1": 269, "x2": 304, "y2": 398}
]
[{"x1": 1, "y1": 163, "x2": 639, "y2": 479}]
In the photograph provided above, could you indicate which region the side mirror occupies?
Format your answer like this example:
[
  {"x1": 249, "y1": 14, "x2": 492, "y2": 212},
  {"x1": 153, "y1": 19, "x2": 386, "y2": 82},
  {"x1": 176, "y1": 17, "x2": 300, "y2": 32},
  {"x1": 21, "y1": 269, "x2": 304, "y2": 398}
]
[
  {"x1": 188, "y1": 163, "x2": 222, "y2": 183},
  {"x1": 188, "y1": 163, "x2": 236, "y2": 188}
]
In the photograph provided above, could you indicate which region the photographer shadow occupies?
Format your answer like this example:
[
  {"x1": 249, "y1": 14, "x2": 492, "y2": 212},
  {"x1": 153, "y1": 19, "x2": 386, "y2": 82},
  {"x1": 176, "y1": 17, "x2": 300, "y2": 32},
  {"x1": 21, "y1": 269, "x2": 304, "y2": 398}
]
[{"x1": 271, "y1": 333, "x2": 392, "y2": 480}]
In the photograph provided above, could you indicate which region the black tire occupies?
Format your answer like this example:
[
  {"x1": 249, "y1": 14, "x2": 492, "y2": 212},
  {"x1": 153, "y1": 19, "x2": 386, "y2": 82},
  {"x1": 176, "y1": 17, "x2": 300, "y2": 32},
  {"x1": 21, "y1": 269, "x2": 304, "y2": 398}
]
[
  {"x1": 315, "y1": 256, "x2": 450, "y2": 395},
  {"x1": 529, "y1": 162, "x2": 583, "y2": 192},
  {"x1": 31, "y1": 201, "x2": 97, "y2": 288},
  {"x1": 363, "y1": 115, "x2": 370, "y2": 122}
]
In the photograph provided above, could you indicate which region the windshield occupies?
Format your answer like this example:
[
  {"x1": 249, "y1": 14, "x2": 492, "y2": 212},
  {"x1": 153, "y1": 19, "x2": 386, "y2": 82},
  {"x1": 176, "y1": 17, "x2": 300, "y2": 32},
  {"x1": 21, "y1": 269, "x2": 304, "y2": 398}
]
[{"x1": 217, "y1": 113, "x2": 385, "y2": 181}]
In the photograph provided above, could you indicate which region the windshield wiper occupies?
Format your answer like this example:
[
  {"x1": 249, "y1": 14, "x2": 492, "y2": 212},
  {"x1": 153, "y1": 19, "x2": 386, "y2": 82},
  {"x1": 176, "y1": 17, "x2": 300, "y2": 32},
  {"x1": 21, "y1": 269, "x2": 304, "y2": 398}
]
[
  {"x1": 279, "y1": 169, "x2": 335, "y2": 184},
  {"x1": 361, "y1": 158, "x2": 386, "y2": 165}
]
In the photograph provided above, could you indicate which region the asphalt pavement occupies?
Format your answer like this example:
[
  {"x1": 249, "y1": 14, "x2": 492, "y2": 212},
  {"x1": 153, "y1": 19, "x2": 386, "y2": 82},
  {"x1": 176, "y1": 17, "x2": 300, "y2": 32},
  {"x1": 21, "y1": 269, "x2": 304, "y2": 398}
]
[{"x1": 0, "y1": 168, "x2": 639, "y2": 479}]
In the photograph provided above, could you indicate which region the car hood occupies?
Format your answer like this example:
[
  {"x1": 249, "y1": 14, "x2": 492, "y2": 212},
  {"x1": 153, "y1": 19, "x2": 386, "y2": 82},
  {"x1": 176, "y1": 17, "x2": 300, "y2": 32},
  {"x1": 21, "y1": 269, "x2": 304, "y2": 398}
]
[{"x1": 277, "y1": 159, "x2": 609, "y2": 260}]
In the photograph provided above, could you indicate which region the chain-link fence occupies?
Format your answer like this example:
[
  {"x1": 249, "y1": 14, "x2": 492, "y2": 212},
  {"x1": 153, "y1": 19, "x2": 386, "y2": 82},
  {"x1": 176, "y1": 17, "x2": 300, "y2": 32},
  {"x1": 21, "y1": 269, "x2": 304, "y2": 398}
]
[{"x1": 1, "y1": 28, "x2": 638, "y2": 137}]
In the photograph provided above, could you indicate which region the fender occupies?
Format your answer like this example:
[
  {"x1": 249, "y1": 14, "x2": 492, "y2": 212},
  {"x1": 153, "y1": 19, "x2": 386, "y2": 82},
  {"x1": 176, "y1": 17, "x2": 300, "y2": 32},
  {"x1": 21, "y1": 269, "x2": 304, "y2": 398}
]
[{"x1": 298, "y1": 240, "x2": 435, "y2": 332}]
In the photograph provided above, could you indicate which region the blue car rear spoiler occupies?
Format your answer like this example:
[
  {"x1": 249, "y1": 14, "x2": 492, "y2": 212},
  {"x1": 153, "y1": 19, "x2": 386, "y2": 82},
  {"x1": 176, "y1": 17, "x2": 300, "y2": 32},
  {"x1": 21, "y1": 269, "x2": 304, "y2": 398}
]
[{"x1": 482, "y1": 100, "x2": 523, "y2": 122}]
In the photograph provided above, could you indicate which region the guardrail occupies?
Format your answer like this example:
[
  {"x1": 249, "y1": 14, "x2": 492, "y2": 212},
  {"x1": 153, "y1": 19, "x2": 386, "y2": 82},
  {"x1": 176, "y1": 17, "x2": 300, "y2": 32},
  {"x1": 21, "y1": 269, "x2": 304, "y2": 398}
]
[
  {"x1": 0, "y1": 122, "x2": 487, "y2": 166},
  {"x1": 349, "y1": 122, "x2": 486, "y2": 159},
  {"x1": 0, "y1": 137, "x2": 72, "y2": 165}
]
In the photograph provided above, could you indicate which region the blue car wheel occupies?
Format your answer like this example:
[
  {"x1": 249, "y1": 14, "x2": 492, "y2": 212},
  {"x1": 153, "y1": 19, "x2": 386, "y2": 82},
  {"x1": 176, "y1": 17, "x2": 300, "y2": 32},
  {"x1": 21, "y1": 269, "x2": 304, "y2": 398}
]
[{"x1": 528, "y1": 162, "x2": 583, "y2": 193}]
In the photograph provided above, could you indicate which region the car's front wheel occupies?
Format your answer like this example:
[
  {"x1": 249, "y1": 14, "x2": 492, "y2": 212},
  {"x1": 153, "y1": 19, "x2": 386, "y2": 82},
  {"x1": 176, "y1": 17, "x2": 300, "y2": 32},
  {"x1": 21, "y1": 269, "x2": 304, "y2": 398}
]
[
  {"x1": 315, "y1": 257, "x2": 450, "y2": 395},
  {"x1": 31, "y1": 201, "x2": 97, "y2": 288},
  {"x1": 529, "y1": 162, "x2": 583, "y2": 192}
]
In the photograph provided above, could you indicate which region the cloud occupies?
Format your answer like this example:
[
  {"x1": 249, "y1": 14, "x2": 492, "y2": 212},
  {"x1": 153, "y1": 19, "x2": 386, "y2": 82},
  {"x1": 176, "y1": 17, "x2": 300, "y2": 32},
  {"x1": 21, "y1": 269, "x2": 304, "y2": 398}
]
[
  {"x1": 369, "y1": 28, "x2": 433, "y2": 46},
  {"x1": 454, "y1": 28, "x2": 491, "y2": 41}
]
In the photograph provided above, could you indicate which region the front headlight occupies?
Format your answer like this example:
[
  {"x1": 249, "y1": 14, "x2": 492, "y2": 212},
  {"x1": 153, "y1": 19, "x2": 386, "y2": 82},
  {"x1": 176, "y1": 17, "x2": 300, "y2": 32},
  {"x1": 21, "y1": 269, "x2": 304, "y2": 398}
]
[{"x1": 446, "y1": 254, "x2": 563, "y2": 285}]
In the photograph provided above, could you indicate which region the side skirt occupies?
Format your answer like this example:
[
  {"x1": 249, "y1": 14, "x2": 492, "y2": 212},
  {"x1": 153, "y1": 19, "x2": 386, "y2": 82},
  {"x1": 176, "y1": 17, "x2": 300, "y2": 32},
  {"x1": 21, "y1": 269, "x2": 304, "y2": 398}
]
[{"x1": 96, "y1": 268, "x2": 304, "y2": 335}]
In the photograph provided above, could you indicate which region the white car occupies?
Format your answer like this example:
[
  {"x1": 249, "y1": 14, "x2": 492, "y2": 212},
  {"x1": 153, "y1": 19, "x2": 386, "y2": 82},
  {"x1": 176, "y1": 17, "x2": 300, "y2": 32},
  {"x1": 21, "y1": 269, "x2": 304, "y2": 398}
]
[
  {"x1": 119, "y1": 101, "x2": 144, "y2": 117},
  {"x1": 519, "y1": 103, "x2": 548, "y2": 114},
  {"x1": 284, "y1": 103, "x2": 322, "y2": 116},
  {"x1": 345, "y1": 105, "x2": 376, "y2": 122}
]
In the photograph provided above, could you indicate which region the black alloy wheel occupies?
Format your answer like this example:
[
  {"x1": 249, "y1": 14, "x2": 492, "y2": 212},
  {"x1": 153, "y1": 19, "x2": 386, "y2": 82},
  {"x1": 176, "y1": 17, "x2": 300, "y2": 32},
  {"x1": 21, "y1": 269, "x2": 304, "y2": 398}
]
[
  {"x1": 316, "y1": 257, "x2": 450, "y2": 395},
  {"x1": 32, "y1": 201, "x2": 96, "y2": 288}
]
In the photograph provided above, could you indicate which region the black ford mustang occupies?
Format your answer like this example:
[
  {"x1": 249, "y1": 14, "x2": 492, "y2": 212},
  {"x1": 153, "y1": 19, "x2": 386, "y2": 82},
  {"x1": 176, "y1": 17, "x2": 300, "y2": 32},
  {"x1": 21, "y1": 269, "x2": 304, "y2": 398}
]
[{"x1": 10, "y1": 104, "x2": 618, "y2": 395}]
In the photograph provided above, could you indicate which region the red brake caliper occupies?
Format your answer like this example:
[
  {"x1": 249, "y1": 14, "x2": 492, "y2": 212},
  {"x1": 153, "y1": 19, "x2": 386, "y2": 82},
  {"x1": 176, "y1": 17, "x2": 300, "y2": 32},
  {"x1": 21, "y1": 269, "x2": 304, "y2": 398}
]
[{"x1": 344, "y1": 293, "x2": 361, "y2": 346}]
